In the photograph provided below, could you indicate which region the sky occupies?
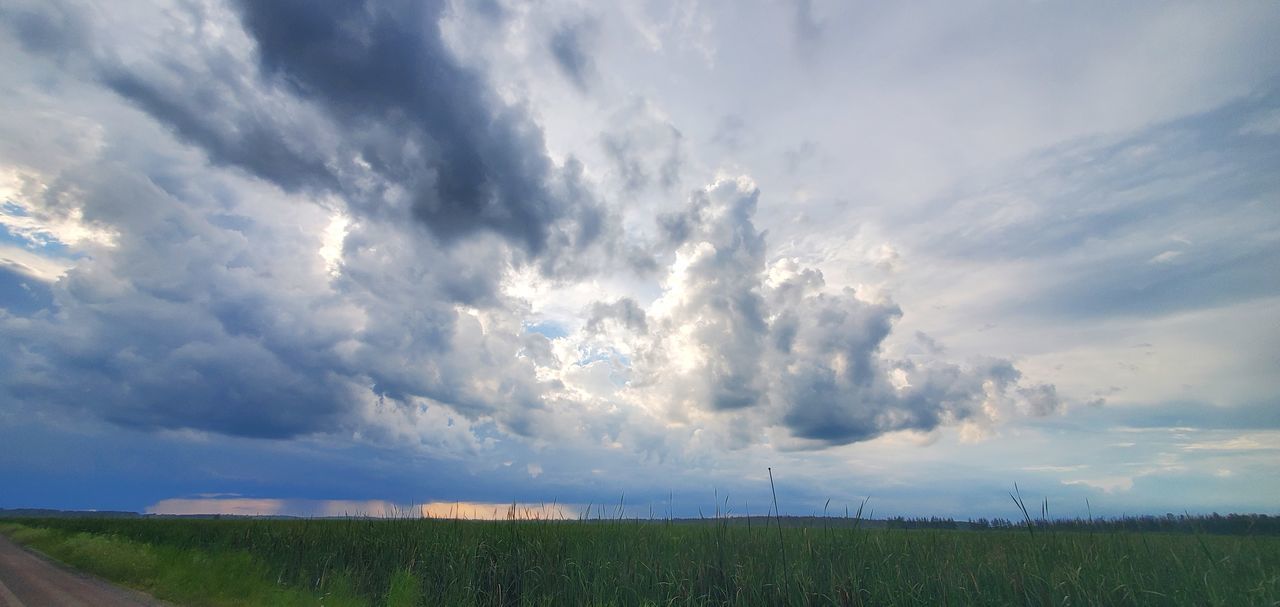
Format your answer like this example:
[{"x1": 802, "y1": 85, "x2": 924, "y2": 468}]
[{"x1": 0, "y1": 0, "x2": 1277, "y2": 520}]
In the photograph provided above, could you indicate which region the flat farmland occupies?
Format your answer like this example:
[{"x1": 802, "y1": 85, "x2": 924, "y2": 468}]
[{"x1": 2, "y1": 516, "x2": 1277, "y2": 606}]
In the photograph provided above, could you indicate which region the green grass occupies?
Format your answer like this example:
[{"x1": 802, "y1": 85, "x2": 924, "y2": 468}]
[
  {"x1": 0, "y1": 522, "x2": 364, "y2": 606},
  {"x1": 3, "y1": 517, "x2": 1278, "y2": 606}
]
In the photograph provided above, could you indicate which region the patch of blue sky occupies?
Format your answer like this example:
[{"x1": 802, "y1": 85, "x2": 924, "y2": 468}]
[
  {"x1": 470, "y1": 419, "x2": 508, "y2": 442},
  {"x1": 522, "y1": 320, "x2": 569, "y2": 339},
  {"x1": 0, "y1": 265, "x2": 54, "y2": 313},
  {"x1": 0, "y1": 222, "x2": 76, "y2": 258},
  {"x1": 2, "y1": 201, "x2": 29, "y2": 217},
  {"x1": 574, "y1": 345, "x2": 631, "y2": 368}
]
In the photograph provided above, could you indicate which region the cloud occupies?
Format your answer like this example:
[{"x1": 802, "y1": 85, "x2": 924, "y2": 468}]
[
  {"x1": 792, "y1": 0, "x2": 823, "y2": 58},
  {"x1": 1062, "y1": 476, "x2": 1135, "y2": 493},
  {"x1": 0, "y1": 65, "x2": 556, "y2": 448},
  {"x1": 1017, "y1": 384, "x2": 1063, "y2": 417},
  {"x1": 18, "y1": 0, "x2": 609, "y2": 264},
  {"x1": 1148, "y1": 250, "x2": 1182, "y2": 264},
  {"x1": 0, "y1": 0, "x2": 88, "y2": 60},
  {"x1": 586, "y1": 298, "x2": 648, "y2": 334},
  {"x1": 1181, "y1": 433, "x2": 1280, "y2": 451},
  {"x1": 549, "y1": 18, "x2": 598, "y2": 92},
  {"x1": 907, "y1": 94, "x2": 1280, "y2": 321},
  {"x1": 710, "y1": 115, "x2": 747, "y2": 150},
  {"x1": 599, "y1": 99, "x2": 684, "y2": 195},
  {"x1": 0, "y1": 0, "x2": 645, "y2": 444},
  {"x1": 593, "y1": 177, "x2": 1061, "y2": 447},
  {"x1": 0, "y1": 160, "x2": 363, "y2": 438},
  {"x1": 783, "y1": 140, "x2": 820, "y2": 174}
]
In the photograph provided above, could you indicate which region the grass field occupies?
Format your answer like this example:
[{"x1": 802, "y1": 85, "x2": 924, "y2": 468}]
[{"x1": 3, "y1": 515, "x2": 1278, "y2": 606}]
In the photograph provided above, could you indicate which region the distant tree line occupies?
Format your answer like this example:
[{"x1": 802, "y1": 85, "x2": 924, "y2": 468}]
[
  {"x1": 884, "y1": 516, "x2": 961, "y2": 530},
  {"x1": 964, "y1": 513, "x2": 1280, "y2": 535}
]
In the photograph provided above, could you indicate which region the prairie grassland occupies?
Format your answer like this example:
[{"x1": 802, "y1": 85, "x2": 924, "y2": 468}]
[{"x1": 3, "y1": 515, "x2": 1278, "y2": 606}]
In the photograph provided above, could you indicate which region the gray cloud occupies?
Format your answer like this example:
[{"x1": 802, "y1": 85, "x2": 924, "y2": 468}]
[
  {"x1": 586, "y1": 298, "x2": 647, "y2": 334},
  {"x1": 792, "y1": 0, "x2": 823, "y2": 58},
  {"x1": 10, "y1": 0, "x2": 609, "y2": 263},
  {"x1": 0, "y1": 0, "x2": 87, "y2": 59},
  {"x1": 549, "y1": 18, "x2": 597, "y2": 92},
  {"x1": 0, "y1": 163, "x2": 359, "y2": 438},
  {"x1": 469, "y1": 0, "x2": 507, "y2": 23},
  {"x1": 239, "y1": 0, "x2": 606, "y2": 258},
  {"x1": 0, "y1": 141, "x2": 562, "y2": 441},
  {"x1": 710, "y1": 114, "x2": 747, "y2": 150},
  {"x1": 0, "y1": 0, "x2": 634, "y2": 445},
  {"x1": 101, "y1": 68, "x2": 339, "y2": 195},
  {"x1": 600, "y1": 99, "x2": 684, "y2": 195},
  {"x1": 783, "y1": 140, "x2": 819, "y2": 174},
  {"x1": 909, "y1": 94, "x2": 1280, "y2": 320},
  {"x1": 623, "y1": 178, "x2": 1061, "y2": 445},
  {"x1": 1017, "y1": 384, "x2": 1063, "y2": 417},
  {"x1": 651, "y1": 180, "x2": 769, "y2": 411}
]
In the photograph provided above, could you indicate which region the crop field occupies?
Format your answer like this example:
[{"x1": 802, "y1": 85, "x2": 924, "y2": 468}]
[{"x1": 2, "y1": 515, "x2": 1278, "y2": 606}]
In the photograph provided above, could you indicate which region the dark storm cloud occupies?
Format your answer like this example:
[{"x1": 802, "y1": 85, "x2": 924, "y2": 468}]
[
  {"x1": 33, "y1": 0, "x2": 606, "y2": 260},
  {"x1": 232, "y1": 0, "x2": 599, "y2": 256},
  {"x1": 0, "y1": 0, "x2": 611, "y2": 443},
  {"x1": 0, "y1": 165, "x2": 357, "y2": 439},
  {"x1": 0, "y1": 143, "x2": 557, "y2": 440},
  {"x1": 549, "y1": 18, "x2": 597, "y2": 92},
  {"x1": 102, "y1": 69, "x2": 340, "y2": 194}
]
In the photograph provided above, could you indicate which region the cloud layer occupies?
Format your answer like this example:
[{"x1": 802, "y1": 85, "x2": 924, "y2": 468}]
[{"x1": 1, "y1": 0, "x2": 1276, "y2": 515}]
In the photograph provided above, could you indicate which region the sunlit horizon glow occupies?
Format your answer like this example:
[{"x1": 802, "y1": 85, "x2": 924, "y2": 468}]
[{"x1": 146, "y1": 499, "x2": 581, "y2": 521}]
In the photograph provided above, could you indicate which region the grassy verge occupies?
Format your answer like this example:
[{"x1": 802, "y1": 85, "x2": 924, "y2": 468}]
[{"x1": 0, "y1": 522, "x2": 370, "y2": 607}]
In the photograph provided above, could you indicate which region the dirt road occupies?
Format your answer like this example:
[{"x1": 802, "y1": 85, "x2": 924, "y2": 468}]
[{"x1": 0, "y1": 533, "x2": 167, "y2": 606}]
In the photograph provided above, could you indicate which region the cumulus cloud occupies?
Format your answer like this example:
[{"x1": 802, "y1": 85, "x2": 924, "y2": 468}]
[
  {"x1": 0, "y1": 0, "x2": 1065, "y2": 459},
  {"x1": 583, "y1": 178, "x2": 1062, "y2": 447},
  {"x1": 0, "y1": 0, "x2": 580, "y2": 442},
  {"x1": 0, "y1": 160, "x2": 362, "y2": 438},
  {"x1": 8, "y1": 0, "x2": 608, "y2": 264}
]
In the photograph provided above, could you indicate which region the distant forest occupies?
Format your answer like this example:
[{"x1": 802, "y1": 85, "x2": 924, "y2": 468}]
[
  {"x1": 895, "y1": 513, "x2": 1280, "y2": 535},
  {"x1": 640, "y1": 513, "x2": 1280, "y2": 536}
]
